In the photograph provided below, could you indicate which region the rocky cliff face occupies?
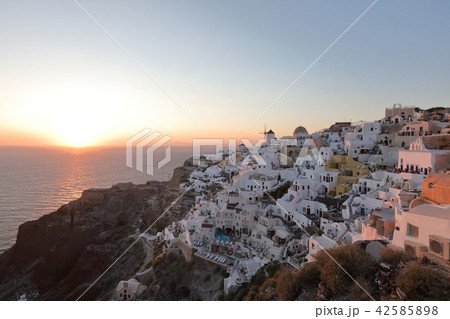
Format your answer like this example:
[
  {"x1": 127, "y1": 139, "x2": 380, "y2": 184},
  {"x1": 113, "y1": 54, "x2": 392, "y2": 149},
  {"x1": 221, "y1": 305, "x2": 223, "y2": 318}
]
[
  {"x1": 0, "y1": 162, "x2": 196, "y2": 301},
  {"x1": 168, "y1": 158, "x2": 195, "y2": 188}
]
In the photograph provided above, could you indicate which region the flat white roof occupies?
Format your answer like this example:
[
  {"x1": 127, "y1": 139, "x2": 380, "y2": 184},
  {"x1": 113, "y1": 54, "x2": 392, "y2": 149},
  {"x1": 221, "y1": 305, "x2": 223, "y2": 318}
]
[
  {"x1": 373, "y1": 208, "x2": 395, "y2": 222},
  {"x1": 313, "y1": 235, "x2": 338, "y2": 247},
  {"x1": 408, "y1": 204, "x2": 450, "y2": 220}
]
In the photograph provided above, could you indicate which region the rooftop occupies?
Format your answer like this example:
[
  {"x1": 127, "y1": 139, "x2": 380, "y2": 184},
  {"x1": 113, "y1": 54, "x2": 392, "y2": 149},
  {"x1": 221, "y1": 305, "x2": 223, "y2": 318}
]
[
  {"x1": 408, "y1": 204, "x2": 450, "y2": 220},
  {"x1": 372, "y1": 208, "x2": 395, "y2": 222},
  {"x1": 424, "y1": 173, "x2": 450, "y2": 187},
  {"x1": 293, "y1": 125, "x2": 308, "y2": 137}
]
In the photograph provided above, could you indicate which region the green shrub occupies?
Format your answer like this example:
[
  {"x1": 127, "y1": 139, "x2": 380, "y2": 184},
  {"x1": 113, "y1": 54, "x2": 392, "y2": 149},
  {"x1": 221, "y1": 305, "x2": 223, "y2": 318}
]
[
  {"x1": 250, "y1": 268, "x2": 267, "y2": 286},
  {"x1": 266, "y1": 262, "x2": 281, "y2": 277}
]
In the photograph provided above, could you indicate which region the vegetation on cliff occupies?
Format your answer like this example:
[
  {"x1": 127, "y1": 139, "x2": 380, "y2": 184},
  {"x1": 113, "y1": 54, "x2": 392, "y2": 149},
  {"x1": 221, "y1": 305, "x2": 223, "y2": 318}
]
[{"x1": 224, "y1": 245, "x2": 450, "y2": 301}]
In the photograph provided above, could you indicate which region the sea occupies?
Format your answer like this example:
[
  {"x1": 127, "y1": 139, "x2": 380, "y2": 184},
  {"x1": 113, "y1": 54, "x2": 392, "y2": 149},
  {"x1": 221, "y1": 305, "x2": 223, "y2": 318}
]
[{"x1": 0, "y1": 146, "x2": 193, "y2": 254}]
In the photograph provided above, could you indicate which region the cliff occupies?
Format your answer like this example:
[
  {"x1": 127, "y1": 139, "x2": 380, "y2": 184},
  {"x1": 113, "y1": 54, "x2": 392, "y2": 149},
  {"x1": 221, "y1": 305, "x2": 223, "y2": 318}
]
[
  {"x1": 168, "y1": 158, "x2": 195, "y2": 188},
  {"x1": 0, "y1": 161, "x2": 196, "y2": 301}
]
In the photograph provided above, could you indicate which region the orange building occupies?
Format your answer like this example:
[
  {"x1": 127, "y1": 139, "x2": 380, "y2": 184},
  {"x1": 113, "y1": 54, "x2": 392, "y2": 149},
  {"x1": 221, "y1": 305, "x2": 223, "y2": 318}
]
[{"x1": 421, "y1": 173, "x2": 450, "y2": 205}]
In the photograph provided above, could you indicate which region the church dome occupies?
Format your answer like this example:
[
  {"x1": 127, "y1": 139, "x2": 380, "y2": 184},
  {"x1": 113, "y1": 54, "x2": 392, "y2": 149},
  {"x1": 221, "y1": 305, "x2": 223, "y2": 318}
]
[{"x1": 293, "y1": 125, "x2": 308, "y2": 137}]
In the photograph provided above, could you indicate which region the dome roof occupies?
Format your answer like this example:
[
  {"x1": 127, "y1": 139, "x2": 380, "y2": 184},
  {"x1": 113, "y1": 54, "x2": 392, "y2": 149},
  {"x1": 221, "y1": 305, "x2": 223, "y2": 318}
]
[{"x1": 293, "y1": 125, "x2": 308, "y2": 137}]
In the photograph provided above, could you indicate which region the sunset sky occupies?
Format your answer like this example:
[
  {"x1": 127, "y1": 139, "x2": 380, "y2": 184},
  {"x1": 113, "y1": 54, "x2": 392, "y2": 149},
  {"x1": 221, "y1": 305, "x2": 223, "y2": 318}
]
[{"x1": 1, "y1": 0, "x2": 449, "y2": 147}]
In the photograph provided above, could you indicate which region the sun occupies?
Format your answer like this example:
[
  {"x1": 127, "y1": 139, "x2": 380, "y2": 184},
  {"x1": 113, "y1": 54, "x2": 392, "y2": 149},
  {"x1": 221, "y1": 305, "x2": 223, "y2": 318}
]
[
  {"x1": 17, "y1": 81, "x2": 132, "y2": 148},
  {"x1": 45, "y1": 85, "x2": 113, "y2": 148},
  {"x1": 59, "y1": 128, "x2": 97, "y2": 148},
  {"x1": 55, "y1": 106, "x2": 105, "y2": 147},
  {"x1": 53, "y1": 103, "x2": 101, "y2": 148}
]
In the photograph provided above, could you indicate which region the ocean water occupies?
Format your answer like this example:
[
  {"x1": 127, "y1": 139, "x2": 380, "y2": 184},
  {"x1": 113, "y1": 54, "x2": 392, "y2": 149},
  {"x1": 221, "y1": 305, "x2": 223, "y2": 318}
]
[{"x1": 0, "y1": 146, "x2": 192, "y2": 253}]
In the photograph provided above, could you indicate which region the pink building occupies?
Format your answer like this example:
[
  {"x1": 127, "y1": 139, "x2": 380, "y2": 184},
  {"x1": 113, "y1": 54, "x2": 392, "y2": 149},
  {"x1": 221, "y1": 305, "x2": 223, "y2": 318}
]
[
  {"x1": 397, "y1": 135, "x2": 450, "y2": 175},
  {"x1": 385, "y1": 104, "x2": 420, "y2": 123}
]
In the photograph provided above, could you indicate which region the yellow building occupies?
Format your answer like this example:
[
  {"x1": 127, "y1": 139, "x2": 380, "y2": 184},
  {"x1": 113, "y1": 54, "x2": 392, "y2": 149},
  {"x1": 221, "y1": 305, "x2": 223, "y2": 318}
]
[{"x1": 325, "y1": 155, "x2": 370, "y2": 196}]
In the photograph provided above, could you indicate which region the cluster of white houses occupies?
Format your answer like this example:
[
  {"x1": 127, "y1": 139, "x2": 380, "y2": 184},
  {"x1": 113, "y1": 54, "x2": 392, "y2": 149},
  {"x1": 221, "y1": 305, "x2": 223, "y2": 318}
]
[{"x1": 119, "y1": 104, "x2": 450, "y2": 299}]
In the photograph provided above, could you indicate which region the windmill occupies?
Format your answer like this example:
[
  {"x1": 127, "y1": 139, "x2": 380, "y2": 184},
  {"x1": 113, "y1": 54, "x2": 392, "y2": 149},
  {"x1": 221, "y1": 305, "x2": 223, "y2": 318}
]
[{"x1": 259, "y1": 123, "x2": 267, "y2": 138}]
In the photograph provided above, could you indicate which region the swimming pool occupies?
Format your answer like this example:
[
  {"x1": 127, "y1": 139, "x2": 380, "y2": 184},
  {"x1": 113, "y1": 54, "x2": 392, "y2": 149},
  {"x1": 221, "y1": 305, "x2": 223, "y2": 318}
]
[{"x1": 216, "y1": 228, "x2": 229, "y2": 243}]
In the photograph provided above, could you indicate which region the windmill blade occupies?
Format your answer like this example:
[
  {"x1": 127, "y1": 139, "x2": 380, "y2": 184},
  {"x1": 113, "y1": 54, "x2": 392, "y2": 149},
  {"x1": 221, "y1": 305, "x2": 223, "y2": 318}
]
[{"x1": 259, "y1": 123, "x2": 268, "y2": 135}]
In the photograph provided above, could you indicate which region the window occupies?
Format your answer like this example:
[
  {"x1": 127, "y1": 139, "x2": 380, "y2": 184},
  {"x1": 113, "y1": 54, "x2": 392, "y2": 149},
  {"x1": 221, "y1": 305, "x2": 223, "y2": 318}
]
[
  {"x1": 428, "y1": 183, "x2": 434, "y2": 189},
  {"x1": 407, "y1": 223, "x2": 419, "y2": 238}
]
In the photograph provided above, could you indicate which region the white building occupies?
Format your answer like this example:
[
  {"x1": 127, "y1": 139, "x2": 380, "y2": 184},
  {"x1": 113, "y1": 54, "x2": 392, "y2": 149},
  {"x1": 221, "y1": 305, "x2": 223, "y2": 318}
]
[
  {"x1": 384, "y1": 104, "x2": 421, "y2": 124},
  {"x1": 293, "y1": 125, "x2": 309, "y2": 147},
  {"x1": 266, "y1": 129, "x2": 276, "y2": 145},
  {"x1": 115, "y1": 279, "x2": 147, "y2": 301},
  {"x1": 306, "y1": 235, "x2": 338, "y2": 262},
  {"x1": 344, "y1": 121, "x2": 381, "y2": 161},
  {"x1": 300, "y1": 166, "x2": 339, "y2": 195},
  {"x1": 351, "y1": 208, "x2": 395, "y2": 243},
  {"x1": 317, "y1": 147, "x2": 334, "y2": 165},
  {"x1": 397, "y1": 135, "x2": 450, "y2": 175},
  {"x1": 320, "y1": 218, "x2": 348, "y2": 238},
  {"x1": 352, "y1": 171, "x2": 390, "y2": 195},
  {"x1": 392, "y1": 204, "x2": 450, "y2": 266}
]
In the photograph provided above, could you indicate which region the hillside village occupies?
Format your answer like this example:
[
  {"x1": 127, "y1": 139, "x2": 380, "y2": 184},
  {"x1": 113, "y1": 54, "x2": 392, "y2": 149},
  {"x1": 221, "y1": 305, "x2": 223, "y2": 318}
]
[{"x1": 118, "y1": 104, "x2": 450, "y2": 300}]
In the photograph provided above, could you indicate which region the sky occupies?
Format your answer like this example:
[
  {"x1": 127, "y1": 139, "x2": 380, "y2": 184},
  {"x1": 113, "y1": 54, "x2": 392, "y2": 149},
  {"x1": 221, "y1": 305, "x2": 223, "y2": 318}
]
[{"x1": 1, "y1": 0, "x2": 449, "y2": 147}]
